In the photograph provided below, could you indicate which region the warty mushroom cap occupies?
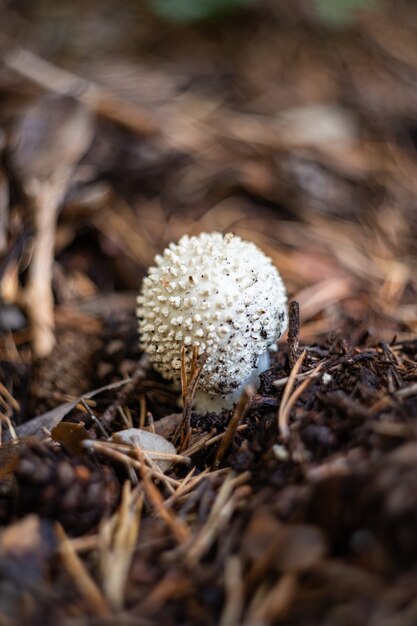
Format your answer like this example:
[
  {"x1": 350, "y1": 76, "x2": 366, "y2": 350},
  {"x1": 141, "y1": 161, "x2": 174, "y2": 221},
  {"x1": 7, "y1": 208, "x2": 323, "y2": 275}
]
[{"x1": 137, "y1": 232, "x2": 288, "y2": 411}]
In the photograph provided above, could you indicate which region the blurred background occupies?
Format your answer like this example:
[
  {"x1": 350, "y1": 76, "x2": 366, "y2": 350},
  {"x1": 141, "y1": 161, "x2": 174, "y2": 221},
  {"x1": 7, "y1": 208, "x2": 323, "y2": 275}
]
[{"x1": 0, "y1": 0, "x2": 416, "y2": 368}]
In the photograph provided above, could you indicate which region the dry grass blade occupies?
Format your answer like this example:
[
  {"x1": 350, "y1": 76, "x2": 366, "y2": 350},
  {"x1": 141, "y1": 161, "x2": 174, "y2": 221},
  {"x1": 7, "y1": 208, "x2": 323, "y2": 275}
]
[
  {"x1": 101, "y1": 440, "x2": 191, "y2": 465},
  {"x1": 174, "y1": 344, "x2": 208, "y2": 450},
  {"x1": 55, "y1": 522, "x2": 109, "y2": 616},
  {"x1": 278, "y1": 350, "x2": 306, "y2": 440},
  {"x1": 164, "y1": 468, "x2": 210, "y2": 507},
  {"x1": 279, "y1": 362, "x2": 323, "y2": 441},
  {"x1": 180, "y1": 344, "x2": 188, "y2": 410},
  {"x1": 183, "y1": 425, "x2": 248, "y2": 459},
  {"x1": 0, "y1": 381, "x2": 20, "y2": 412},
  {"x1": 213, "y1": 386, "x2": 253, "y2": 469},
  {"x1": 135, "y1": 444, "x2": 190, "y2": 543},
  {"x1": 0, "y1": 412, "x2": 18, "y2": 440},
  {"x1": 186, "y1": 473, "x2": 247, "y2": 566},
  {"x1": 140, "y1": 448, "x2": 175, "y2": 495},
  {"x1": 100, "y1": 482, "x2": 144, "y2": 611},
  {"x1": 273, "y1": 362, "x2": 325, "y2": 388},
  {"x1": 82, "y1": 440, "x2": 181, "y2": 488},
  {"x1": 180, "y1": 431, "x2": 215, "y2": 457}
]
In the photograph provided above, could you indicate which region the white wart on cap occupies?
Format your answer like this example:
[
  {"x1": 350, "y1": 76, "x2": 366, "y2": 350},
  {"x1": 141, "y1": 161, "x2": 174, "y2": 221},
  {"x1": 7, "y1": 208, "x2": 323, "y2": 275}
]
[{"x1": 137, "y1": 232, "x2": 288, "y2": 411}]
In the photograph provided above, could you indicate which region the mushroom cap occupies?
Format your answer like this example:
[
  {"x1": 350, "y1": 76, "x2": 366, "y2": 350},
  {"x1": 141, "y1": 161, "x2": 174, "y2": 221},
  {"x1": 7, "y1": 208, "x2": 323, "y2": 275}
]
[{"x1": 137, "y1": 232, "x2": 287, "y2": 403}]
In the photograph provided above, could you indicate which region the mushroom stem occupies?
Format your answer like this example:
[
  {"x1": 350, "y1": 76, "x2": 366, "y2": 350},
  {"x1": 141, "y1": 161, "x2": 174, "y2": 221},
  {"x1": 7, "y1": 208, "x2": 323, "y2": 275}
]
[
  {"x1": 25, "y1": 175, "x2": 67, "y2": 357},
  {"x1": 193, "y1": 350, "x2": 270, "y2": 413}
]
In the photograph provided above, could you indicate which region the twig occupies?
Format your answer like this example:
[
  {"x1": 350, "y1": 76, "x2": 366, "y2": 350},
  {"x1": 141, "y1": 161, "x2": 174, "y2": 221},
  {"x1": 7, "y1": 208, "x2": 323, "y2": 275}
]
[
  {"x1": 278, "y1": 350, "x2": 306, "y2": 440},
  {"x1": 185, "y1": 473, "x2": 248, "y2": 566},
  {"x1": 0, "y1": 412, "x2": 18, "y2": 440},
  {"x1": 139, "y1": 394, "x2": 146, "y2": 429},
  {"x1": 82, "y1": 440, "x2": 181, "y2": 487},
  {"x1": 135, "y1": 444, "x2": 190, "y2": 543},
  {"x1": 180, "y1": 430, "x2": 217, "y2": 457},
  {"x1": 141, "y1": 448, "x2": 175, "y2": 495},
  {"x1": 0, "y1": 381, "x2": 20, "y2": 412},
  {"x1": 100, "y1": 482, "x2": 143, "y2": 611},
  {"x1": 278, "y1": 361, "x2": 323, "y2": 441},
  {"x1": 174, "y1": 344, "x2": 207, "y2": 450},
  {"x1": 0, "y1": 166, "x2": 8, "y2": 255},
  {"x1": 273, "y1": 361, "x2": 325, "y2": 388},
  {"x1": 287, "y1": 300, "x2": 300, "y2": 369},
  {"x1": 103, "y1": 440, "x2": 191, "y2": 465},
  {"x1": 183, "y1": 425, "x2": 248, "y2": 458},
  {"x1": 55, "y1": 523, "x2": 109, "y2": 616},
  {"x1": 213, "y1": 386, "x2": 253, "y2": 469}
]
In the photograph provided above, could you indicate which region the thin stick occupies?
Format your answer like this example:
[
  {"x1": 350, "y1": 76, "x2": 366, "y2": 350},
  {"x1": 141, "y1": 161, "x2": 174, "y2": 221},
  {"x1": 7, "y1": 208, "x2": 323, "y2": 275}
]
[
  {"x1": 174, "y1": 344, "x2": 207, "y2": 449},
  {"x1": 0, "y1": 381, "x2": 20, "y2": 411},
  {"x1": 273, "y1": 362, "x2": 325, "y2": 388},
  {"x1": 0, "y1": 412, "x2": 18, "y2": 440},
  {"x1": 287, "y1": 301, "x2": 301, "y2": 369},
  {"x1": 100, "y1": 483, "x2": 144, "y2": 611},
  {"x1": 135, "y1": 445, "x2": 190, "y2": 543},
  {"x1": 103, "y1": 440, "x2": 191, "y2": 465},
  {"x1": 139, "y1": 394, "x2": 146, "y2": 429},
  {"x1": 279, "y1": 362, "x2": 323, "y2": 441},
  {"x1": 213, "y1": 386, "x2": 253, "y2": 469},
  {"x1": 82, "y1": 440, "x2": 181, "y2": 487},
  {"x1": 186, "y1": 473, "x2": 237, "y2": 566},
  {"x1": 55, "y1": 523, "x2": 109, "y2": 616},
  {"x1": 181, "y1": 431, "x2": 215, "y2": 457},
  {"x1": 278, "y1": 350, "x2": 306, "y2": 440}
]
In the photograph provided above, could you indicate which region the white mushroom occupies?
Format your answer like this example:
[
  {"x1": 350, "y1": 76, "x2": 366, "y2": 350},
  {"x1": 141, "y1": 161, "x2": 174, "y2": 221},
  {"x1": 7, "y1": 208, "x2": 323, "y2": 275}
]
[{"x1": 137, "y1": 232, "x2": 288, "y2": 411}]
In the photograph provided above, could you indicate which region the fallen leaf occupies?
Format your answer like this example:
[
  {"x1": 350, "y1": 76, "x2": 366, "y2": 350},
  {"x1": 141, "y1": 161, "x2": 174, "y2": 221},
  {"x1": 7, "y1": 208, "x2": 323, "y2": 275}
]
[
  {"x1": 3, "y1": 379, "x2": 131, "y2": 442},
  {"x1": 51, "y1": 422, "x2": 90, "y2": 451}
]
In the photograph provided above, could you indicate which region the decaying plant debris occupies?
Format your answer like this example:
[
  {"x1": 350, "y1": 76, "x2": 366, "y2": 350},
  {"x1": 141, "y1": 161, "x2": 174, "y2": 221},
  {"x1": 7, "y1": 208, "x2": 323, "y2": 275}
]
[{"x1": 0, "y1": 1, "x2": 417, "y2": 625}]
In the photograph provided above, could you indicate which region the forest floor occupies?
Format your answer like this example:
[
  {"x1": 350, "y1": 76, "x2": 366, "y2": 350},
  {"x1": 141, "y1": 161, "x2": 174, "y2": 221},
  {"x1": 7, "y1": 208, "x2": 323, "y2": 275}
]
[{"x1": 0, "y1": 1, "x2": 417, "y2": 624}]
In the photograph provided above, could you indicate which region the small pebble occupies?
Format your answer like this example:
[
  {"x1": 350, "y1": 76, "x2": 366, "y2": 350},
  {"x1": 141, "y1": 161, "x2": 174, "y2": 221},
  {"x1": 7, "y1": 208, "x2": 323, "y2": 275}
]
[{"x1": 112, "y1": 428, "x2": 176, "y2": 472}]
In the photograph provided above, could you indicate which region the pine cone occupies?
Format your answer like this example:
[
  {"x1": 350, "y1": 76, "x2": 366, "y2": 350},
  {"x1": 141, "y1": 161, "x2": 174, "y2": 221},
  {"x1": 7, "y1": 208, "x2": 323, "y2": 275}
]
[
  {"x1": 29, "y1": 329, "x2": 103, "y2": 413},
  {"x1": 14, "y1": 439, "x2": 120, "y2": 534}
]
